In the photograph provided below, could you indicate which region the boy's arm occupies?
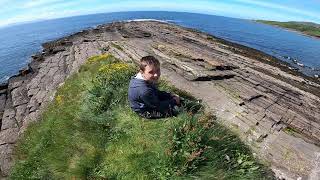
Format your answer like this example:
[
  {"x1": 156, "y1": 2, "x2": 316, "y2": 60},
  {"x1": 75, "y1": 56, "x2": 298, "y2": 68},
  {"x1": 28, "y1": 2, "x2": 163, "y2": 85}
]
[
  {"x1": 158, "y1": 90, "x2": 181, "y2": 106},
  {"x1": 141, "y1": 89, "x2": 176, "y2": 112},
  {"x1": 158, "y1": 90, "x2": 173, "y2": 100}
]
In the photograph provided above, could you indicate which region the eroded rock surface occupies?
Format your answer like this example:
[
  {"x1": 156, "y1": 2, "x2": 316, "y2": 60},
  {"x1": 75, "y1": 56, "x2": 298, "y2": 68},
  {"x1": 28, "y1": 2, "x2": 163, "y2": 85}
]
[{"x1": 0, "y1": 21, "x2": 319, "y2": 179}]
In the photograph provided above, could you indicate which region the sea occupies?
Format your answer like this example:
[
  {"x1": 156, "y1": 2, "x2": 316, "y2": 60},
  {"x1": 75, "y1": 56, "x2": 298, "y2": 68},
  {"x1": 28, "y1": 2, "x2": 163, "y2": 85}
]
[{"x1": 1, "y1": 11, "x2": 320, "y2": 83}]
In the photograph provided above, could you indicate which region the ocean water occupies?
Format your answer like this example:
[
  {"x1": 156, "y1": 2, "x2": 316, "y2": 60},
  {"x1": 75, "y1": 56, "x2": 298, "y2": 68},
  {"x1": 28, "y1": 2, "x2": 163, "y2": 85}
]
[{"x1": 1, "y1": 11, "x2": 320, "y2": 83}]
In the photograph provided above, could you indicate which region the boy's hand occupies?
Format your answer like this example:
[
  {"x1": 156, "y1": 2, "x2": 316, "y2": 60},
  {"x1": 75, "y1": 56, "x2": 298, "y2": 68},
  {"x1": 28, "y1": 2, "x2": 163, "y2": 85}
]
[{"x1": 172, "y1": 94, "x2": 181, "y2": 106}]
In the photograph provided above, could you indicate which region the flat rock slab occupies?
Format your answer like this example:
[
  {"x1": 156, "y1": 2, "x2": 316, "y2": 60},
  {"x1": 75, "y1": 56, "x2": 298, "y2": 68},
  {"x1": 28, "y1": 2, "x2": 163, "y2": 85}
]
[
  {"x1": 0, "y1": 128, "x2": 18, "y2": 145},
  {"x1": 0, "y1": 144, "x2": 14, "y2": 176}
]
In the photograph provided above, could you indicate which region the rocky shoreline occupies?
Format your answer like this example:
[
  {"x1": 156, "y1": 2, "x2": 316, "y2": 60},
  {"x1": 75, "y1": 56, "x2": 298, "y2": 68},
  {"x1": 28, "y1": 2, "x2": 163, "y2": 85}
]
[{"x1": 0, "y1": 21, "x2": 319, "y2": 179}]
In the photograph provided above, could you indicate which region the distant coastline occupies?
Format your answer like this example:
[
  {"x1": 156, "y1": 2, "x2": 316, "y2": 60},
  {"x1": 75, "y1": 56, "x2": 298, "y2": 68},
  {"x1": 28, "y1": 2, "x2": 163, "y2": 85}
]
[{"x1": 255, "y1": 20, "x2": 320, "y2": 39}]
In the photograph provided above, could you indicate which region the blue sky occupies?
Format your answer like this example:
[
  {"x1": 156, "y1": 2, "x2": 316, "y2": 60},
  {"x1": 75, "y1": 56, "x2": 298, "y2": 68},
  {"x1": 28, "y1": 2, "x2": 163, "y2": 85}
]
[{"x1": 1, "y1": 0, "x2": 320, "y2": 27}]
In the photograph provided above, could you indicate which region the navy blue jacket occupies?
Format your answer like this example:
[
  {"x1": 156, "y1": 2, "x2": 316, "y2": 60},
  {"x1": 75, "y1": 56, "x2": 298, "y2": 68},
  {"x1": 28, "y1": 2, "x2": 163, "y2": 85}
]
[{"x1": 128, "y1": 76, "x2": 176, "y2": 114}]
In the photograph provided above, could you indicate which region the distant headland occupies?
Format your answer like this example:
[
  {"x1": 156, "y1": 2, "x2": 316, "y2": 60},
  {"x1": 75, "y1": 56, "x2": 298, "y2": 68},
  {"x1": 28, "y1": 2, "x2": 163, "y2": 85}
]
[{"x1": 255, "y1": 20, "x2": 320, "y2": 38}]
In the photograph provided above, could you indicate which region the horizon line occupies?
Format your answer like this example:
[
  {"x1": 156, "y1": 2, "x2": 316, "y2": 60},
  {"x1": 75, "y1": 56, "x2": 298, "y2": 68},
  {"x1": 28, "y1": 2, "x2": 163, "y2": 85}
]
[{"x1": 1, "y1": 10, "x2": 318, "y2": 30}]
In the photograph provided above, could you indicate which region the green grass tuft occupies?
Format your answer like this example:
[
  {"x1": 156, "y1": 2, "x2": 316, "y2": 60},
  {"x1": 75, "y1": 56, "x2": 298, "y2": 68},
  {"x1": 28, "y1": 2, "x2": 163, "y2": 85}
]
[
  {"x1": 10, "y1": 54, "x2": 274, "y2": 179},
  {"x1": 111, "y1": 42, "x2": 124, "y2": 51}
]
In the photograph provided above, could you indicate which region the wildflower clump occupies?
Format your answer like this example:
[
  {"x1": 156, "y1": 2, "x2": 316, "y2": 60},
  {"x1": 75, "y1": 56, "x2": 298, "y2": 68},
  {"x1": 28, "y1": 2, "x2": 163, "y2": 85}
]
[
  {"x1": 87, "y1": 54, "x2": 110, "y2": 64},
  {"x1": 55, "y1": 95, "x2": 64, "y2": 105},
  {"x1": 88, "y1": 62, "x2": 136, "y2": 113},
  {"x1": 98, "y1": 63, "x2": 131, "y2": 75}
]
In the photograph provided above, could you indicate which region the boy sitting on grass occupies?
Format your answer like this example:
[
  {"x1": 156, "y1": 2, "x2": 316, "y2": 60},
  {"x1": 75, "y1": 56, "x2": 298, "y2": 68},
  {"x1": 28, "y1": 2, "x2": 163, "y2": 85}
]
[{"x1": 128, "y1": 55, "x2": 181, "y2": 119}]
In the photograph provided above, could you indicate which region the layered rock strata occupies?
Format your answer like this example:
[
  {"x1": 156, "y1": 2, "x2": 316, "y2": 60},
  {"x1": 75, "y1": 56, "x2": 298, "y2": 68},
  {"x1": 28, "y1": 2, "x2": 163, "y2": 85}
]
[{"x1": 0, "y1": 21, "x2": 319, "y2": 179}]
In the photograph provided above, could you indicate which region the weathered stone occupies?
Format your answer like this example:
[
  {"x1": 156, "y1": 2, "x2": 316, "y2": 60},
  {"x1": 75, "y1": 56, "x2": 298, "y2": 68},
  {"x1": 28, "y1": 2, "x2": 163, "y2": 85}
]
[
  {"x1": 11, "y1": 87, "x2": 28, "y2": 107},
  {"x1": 0, "y1": 128, "x2": 18, "y2": 144},
  {"x1": 60, "y1": 40, "x2": 73, "y2": 46},
  {"x1": 8, "y1": 80, "x2": 22, "y2": 91},
  {"x1": 31, "y1": 52, "x2": 42, "y2": 59},
  {"x1": 0, "y1": 144, "x2": 14, "y2": 177},
  {"x1": 27, "y1": 98, "x2": 40, "y2": 113},
  {"x1": 20, "y1": 110, "x2": 39, "y2": 133},
  {"x1": 308, "y1": 152, "x2": 320, "y2": 180},
  {"x1": 27, "y1": 87, "x2": 40, "y2": 98},
  {"x1": 1, "y1": 108, "x2": 16, "y2": 130},
  {"x1": 15, "y1": 104, "x2": 27, "y2": 127},
  {"x1": 33, "y1": 90, "x2": 46, "y2": 104},
  {"x1": 3, "y1": 96, "x2": 12, "y2": 110},
  {"x1": 0, "y1": 89, "x2": 6, "y2": 95},
  {"x1": 52, "y1": 74, "x2": 66, "y2": 87},
  {"x1": 47, "y1": 46, "x2": 66, "y2": 54},
  {"x1": 19, "y1": 66, "x2": 31, "y2": 76},
  {"x1": 0, "y1": 94, "x2": 6, "y2": 112}
]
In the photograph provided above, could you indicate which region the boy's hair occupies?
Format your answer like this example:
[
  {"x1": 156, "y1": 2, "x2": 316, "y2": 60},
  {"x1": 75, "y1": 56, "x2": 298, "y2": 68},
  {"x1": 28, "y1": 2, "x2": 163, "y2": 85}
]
[{"x1": 139, "y1": 56, "x2": 160, "y2": 71}]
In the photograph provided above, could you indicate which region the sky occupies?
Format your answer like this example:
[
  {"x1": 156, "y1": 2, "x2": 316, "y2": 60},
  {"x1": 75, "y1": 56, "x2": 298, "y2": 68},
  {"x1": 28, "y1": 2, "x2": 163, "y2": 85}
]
[{"x1": 1, "y1": 0, "x2": 320, "y2": 27}]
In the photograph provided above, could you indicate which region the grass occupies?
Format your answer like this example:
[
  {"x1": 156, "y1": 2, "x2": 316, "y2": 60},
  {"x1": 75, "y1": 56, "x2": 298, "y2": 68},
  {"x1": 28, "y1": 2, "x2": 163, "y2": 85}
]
[
  {"x1": 10, "y1": 54, "x2": 274, "y2": 179},
  {"x1": 283, "y1": 126, "x2": 300, "y2": 136},
  {"x1": 111, "y1": 42, "x2": 124, "y2": 51},
  {"x1": 256, "y1": 20, "x2": 320, "y2": 37}
]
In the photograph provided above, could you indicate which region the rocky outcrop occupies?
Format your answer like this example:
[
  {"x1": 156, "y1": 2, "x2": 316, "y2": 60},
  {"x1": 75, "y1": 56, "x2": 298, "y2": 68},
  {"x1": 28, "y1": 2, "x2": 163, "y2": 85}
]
[
  {"x1": 0, "y1": 21, "x2": 319, "y2": 179},
  {"x1": 0, "y1": 29, "x2": 104, "y2": 177}
]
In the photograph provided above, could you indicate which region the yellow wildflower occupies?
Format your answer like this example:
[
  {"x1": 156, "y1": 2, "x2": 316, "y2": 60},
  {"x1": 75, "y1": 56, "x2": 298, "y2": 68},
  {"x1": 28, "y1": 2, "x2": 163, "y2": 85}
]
[
  {"x1": 56, "y1": 95, "x2": 63, "y2": 105},
  {"x1": 98, "y1": 63, "x2": 130, "y2": 75},
  {"x1": 87, "y1": 54, "x2": 110, "y2": 64}
]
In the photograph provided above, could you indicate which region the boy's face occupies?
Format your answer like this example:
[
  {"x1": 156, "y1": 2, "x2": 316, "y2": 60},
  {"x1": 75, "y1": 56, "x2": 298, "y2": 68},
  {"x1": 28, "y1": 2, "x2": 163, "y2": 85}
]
[{"x1": 141, "y1": 64, "x2": 161, "y2": 83}]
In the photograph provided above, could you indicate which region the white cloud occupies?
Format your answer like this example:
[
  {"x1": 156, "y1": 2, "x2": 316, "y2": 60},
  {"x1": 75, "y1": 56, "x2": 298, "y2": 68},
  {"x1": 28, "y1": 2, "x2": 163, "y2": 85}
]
[
  {"x1": 87, "y1": 1, "x2": 229, "y2": 16},
  {"x1": 1, "y1": 0, "x2": 320, "y2": 28},
  {"x1": 234, "y1": 0, "x2": 320, "y2": 19},
  {"x1": 0, "y1": 0, "x2": 11, "y2": 6},
  {"x1": 0, "y1": 1, "x2": 85, "y2": 27},
  {"x1": 22, "y1": 0, "x2": 66, "y2": 8}
]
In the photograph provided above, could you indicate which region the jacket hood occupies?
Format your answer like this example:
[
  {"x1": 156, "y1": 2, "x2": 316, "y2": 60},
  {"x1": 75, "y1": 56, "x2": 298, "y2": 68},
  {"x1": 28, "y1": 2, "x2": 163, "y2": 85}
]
[
  {"x1": 129, "y1": 76, "x2": 157, "y2": 88},
  {"x1": 129, "y1": 77, "x2": 147, "y2": 88}
]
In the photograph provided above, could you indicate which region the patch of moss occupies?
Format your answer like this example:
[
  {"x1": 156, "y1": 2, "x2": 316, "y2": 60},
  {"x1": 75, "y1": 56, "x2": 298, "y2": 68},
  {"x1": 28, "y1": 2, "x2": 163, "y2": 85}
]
[
  {"x1": 283, "y1": 126, "x2": 299, "y2": 136},
  {"x1": 110, "y1": 42, "x2": 124, "y2": 51}
]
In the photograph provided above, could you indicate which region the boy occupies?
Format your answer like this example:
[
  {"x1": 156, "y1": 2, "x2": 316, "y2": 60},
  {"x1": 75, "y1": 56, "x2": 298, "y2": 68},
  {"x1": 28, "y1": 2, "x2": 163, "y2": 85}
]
[{"x1": 128, "y1": 56, "x2": 180, "y2": 119}]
